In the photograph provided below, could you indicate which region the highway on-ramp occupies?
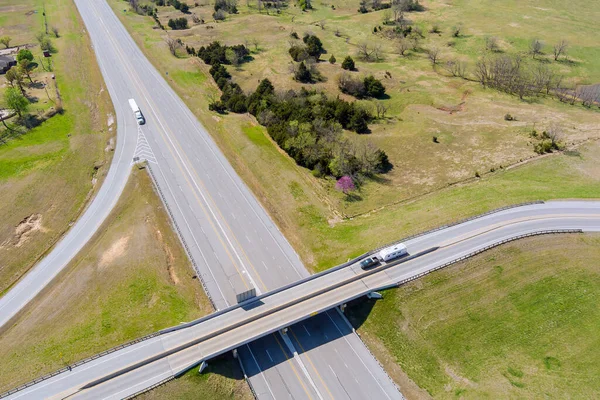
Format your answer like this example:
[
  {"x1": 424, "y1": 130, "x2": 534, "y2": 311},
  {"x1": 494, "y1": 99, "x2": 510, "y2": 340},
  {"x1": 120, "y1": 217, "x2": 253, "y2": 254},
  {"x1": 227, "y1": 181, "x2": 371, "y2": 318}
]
[{"x1": 3, "y1": 201, "x2": 600, "y2": 400}]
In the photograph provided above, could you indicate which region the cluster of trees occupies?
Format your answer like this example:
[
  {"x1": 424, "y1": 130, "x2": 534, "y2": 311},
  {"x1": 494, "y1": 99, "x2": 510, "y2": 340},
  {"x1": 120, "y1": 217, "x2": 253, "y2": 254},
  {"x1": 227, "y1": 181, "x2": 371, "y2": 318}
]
[
  {"x1": 298, "y1": 0, "x2": 312, "y2": 11},
  {"x1": 288, "y1": 33, "x2": 325, "y2": 61},
  {"x1": 358, "y1": 0, "x2": 391, "y2": 13},
  {"x1": 201, "y1": 53, "x2": 390, "y2": 178},
  {"x1": 474, "y1": 55, "x2": 562, "y2": 100},
  {"x1": 256, "y1": 88, "x2": 390, "y2": 177},
  {"x1": 338, "y1": 73, "x2": 386, "y2": 98},
  {"x1": 5, "y1": 49, "x2": 38, "y2": 96},
  {"x1": 195, "y1": 41, "x2": 250, "y2": 66},
  {"x1": 168, "y1": 17, "x2": 189, "y2": 30},
  {"x1": 214, "y1": 0, "x2": 238, "y2": 19},
  {"x1": 150, "y1": 0, "x2": 189, "y2": 13},
  {"x1": 127, "y1": 0, "x2": 157, "y2": 16}
]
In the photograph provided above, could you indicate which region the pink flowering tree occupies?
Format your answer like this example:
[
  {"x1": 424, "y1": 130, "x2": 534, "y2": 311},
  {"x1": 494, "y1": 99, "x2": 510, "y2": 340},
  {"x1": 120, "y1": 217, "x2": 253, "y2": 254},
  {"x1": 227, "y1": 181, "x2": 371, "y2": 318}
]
[{"x1": 335, "y1": 175, "x2": 355, "y2": 194}]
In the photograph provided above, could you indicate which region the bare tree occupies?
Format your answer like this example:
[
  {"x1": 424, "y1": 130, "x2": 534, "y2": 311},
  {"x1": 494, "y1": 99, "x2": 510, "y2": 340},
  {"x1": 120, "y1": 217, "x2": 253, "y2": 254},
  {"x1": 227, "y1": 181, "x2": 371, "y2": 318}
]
[
  {"x1": 577, "y1": 85, "x2": 600, "y2": 107},
  {"x1": 334, "y1": 28, "x2": 341, "y2": 37},
  {"x1": 530, "y1": 38, "x2": 543, "y2": 59},
  {"x1": 485, "y1": 36, "x2": 500, "y2": 52},
  {"x1": 165, "y1": 37, "x2": 180, "y2": 56},
  {"x1": 372, "y1": 44, "x2": 383, "y2": 61},
  {"x1": 444, "y1": 59, "x2": 467, "y2": 78},
  {"x1": 382, "y1": 9, "x2": 392, "y2": 25},
  {"x1": 372, "y1": 0, "x2": 382, "y2": 9},
  {"x1": 375, "y1": 101, "x2": 389, "y2": 119},
  {"x1": 357, "y1": 42, "x2": 374, "y2": 61},
  {"x1": 392, "y1": 3, "x2": 404, "y2": 23},
  {"x1": 252, "y1": 38, "x2": 260, "y2": 51},
  {"x1": 318, "y1": 20, "x2": 326, "y2": 30},
  {"x1": 545, "y1": 124, "x2": 562, "y2": 147},
  {"x1": 426, "y1": 46, "x2": 441, "y2": 67},
  {"x1": 51, "y1": 26, "x2": 60, "y2": 38},
  {"x1": 397, "y1": 38, "x2": 410, "y2": 56},
  {"x1": 410, "y1": 35, "x2": 420, "y2": 51},
  {"x1": 553, "y1": 40, "x2": 568, "y2": 61},
  {"x1": 452, "y1": 24, "x2": 462, "y2": 38}
]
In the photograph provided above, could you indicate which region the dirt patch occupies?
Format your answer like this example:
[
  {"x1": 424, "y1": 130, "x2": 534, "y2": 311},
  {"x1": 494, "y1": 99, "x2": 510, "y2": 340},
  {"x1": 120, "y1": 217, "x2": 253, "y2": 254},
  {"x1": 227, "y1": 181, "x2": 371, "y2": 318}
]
[
  {"x1": 155, "y1": 229, "x2": 180, "y2": 285},
  {"x1": 99, "y1": 235, "x2": 130, "y2": 268},
  {"x1": 0, "y1": 214, "x2": 46, "y2": 249}
]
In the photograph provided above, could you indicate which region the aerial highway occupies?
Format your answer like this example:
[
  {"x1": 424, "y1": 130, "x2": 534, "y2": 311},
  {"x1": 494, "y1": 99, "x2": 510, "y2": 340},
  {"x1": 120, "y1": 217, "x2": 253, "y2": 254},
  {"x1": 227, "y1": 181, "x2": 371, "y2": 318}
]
[
  {"x1": 3, "y1": 201, "x2": 599, "y2": 399},
  {"x1": 0, "y1": 0, "x2": 402, "y2": 399}
]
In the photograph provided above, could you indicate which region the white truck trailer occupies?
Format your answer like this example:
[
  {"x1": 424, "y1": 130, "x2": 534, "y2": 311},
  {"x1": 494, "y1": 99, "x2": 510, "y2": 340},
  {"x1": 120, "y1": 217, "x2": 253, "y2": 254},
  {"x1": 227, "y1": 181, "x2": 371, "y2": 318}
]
[
  {"x1": 378, "y1": 243, "x2": 408, "y2": 262},
  {"x1": 128, "y1": 98, "x2": 145, "y2": 125}
]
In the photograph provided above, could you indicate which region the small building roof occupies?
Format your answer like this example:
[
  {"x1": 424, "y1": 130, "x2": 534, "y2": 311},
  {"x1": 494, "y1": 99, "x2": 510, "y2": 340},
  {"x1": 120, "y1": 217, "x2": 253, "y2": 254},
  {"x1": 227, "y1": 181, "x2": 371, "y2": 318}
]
[{"x1": 0, "y1": 54, "x2": 16, "y2": 68}]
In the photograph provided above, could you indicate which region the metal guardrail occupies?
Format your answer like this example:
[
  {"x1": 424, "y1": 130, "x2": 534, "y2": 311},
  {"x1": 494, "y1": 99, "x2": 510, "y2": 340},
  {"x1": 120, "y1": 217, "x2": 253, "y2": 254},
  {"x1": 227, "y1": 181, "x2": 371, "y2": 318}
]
[
  {"x1": 146, "y1": 164, "x2": 217, "y2": 310},
  {"x1": 370, "y1": 201, "x2": 545, "y2": 255},
  {"x1": 390, "y1": 229, "x2": 582, "y2": 289},
  {"x1": 0, "y1": 332, "x2": 161, "y2": 398}
]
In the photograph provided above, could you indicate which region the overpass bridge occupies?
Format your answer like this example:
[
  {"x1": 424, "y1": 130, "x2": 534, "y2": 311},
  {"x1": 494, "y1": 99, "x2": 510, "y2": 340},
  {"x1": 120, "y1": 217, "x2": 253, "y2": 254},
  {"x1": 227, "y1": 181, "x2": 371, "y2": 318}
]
[{"x1": 3, "y1": 201, "x2": 600, "y2": 399}]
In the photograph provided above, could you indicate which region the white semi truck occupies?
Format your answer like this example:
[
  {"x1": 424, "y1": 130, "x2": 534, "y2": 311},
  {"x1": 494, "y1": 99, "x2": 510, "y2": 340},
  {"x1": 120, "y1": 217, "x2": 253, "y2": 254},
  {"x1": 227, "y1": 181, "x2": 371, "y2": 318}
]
[{"x1": 128, "y1": 98, "x2": 145, "y2": 125}]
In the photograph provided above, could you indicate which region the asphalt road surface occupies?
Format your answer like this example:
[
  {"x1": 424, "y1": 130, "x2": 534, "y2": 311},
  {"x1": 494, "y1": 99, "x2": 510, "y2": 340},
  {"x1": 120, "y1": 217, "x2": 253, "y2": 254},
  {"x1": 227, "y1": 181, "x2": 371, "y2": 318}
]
[
  {"x1": 4, "y1": 201, "x2": 600, "y2": 399},
  {"x1": 0, "y1": 0, "x2": 402, "y2": 399}
]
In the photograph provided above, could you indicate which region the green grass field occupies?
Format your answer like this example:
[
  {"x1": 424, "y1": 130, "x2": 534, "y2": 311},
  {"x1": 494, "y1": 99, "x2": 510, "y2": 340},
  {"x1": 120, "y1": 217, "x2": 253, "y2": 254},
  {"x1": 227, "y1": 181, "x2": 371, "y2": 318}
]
[
  {"x1": 346, "y1": 233, "x2": 600, "y2": 398},
  {"x1": 0, "y1": 169, "x2": 250, "y2": 398},
  {"x1": 0, "y1": 0, "x2": 113, "y2": 295},
  {"x1": 108, "y1": 0, "x2": 600, "y2": 273}
]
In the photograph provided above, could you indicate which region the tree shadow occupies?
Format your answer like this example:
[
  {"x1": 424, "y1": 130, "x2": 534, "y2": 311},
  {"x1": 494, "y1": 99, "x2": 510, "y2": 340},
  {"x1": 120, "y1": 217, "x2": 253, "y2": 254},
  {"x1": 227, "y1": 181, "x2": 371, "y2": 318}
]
[{"x1": 344, "y1": 192, "x2": 363, "y2": 202}]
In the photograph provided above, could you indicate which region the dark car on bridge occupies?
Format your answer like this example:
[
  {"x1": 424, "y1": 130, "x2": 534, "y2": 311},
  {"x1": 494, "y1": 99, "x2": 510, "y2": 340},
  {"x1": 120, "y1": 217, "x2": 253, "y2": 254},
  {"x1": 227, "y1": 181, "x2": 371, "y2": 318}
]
[{"x1": 360, "y1": 257, "x2": 380, "y2": 270}]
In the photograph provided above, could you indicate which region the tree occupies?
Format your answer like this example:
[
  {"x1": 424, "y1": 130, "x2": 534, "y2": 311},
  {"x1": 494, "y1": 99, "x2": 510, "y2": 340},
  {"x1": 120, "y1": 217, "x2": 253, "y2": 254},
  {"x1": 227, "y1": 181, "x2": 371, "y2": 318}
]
[
  {"x1": 16, "y1": 49, "x2": 34, "y2": 64},
  {"x1": 375, "y1": 101, "x2": 389, "y2": 118},
  {"x1": 485, "y1": 36, "x2": 500, "y2": 52},
  {"x1": 225, "y1": 48, "x2": 241, "y2": 68},
  {"x1": 341, "y1": 56, "x2": 355, "y2": 71},
  {"x1": 166, "y1": 37, "x2": 181, "y2": 56},
  {"x1": 303, "y1": 34, "x2": 324, "y2": 59},
  {"x1": 335, "y1": 175, "x2": 355, "y2": 194},
  {"x1": 4, "y1": 87, "x2": 29, "y2": 117},
  {"x1": 0, "y1": 36, "x2": 10, "y2": 48},
  {"x1": 294, "y1": 61, "x2": 312, "y2": 82},
  {"x1": 36, "y1": 33, "x2": 54, "y2": 52},
  {"x1": 17, "y1": 49, "x2": 37, "y2": 83},
  {"x1": 452, "y1": 24, "x2": 462, "y2": 37},
  {"x1": 168, "y1": 17, "x2": 189, "y2": 29},
  {"x1": 5, "y1": 66, "x2": 25, "y2": 94},
  {"x1": 363, "y1": 75, "x2": 386, "y2": 98},
  {"x1": 553, "y1": 40, "x2": 568, "y2": 61},
  {"x1": 530, "y1": 38, "x2": 543, "y2": 59},
  {"x1": 397, "y1": 38, "x2": 410, "y2": 56},
  {"x1": 329, "y1": 54, "x2": 336, "y2": 64},
  {"x1": 426, "y1": 46, "x2": 441, "y2": 67}
]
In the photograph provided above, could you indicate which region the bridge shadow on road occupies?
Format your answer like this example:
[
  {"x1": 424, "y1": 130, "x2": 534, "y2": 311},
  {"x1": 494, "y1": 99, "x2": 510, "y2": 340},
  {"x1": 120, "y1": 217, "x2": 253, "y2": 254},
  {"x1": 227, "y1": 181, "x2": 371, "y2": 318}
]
[{"x1": 236, "y1": 298, "x2": 378, "y2": 379}]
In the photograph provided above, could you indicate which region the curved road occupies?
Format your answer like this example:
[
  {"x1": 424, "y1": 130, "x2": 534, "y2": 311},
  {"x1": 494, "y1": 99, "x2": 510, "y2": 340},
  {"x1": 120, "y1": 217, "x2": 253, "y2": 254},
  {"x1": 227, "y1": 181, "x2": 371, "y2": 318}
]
[{"x1": 3, "y1": 201, "x2": 600, "y2": 399}]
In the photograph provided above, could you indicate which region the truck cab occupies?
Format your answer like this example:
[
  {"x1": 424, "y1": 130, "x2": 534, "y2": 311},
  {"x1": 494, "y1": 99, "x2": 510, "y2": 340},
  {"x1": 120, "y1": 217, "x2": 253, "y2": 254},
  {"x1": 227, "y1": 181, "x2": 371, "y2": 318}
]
[
  {"x1": 134, "y1": 109, "x2": 145, "y2": 125},
  {"x1": 128, "y1": 98, "x2": 146, "y2": 125}
]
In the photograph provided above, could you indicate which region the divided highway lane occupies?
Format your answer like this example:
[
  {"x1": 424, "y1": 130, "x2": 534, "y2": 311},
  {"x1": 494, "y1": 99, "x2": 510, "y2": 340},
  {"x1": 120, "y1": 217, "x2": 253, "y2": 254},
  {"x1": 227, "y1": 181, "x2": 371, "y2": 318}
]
[
  {"x1": 5, "y1": 202, "x2": 600, "y2": 400},
  {"x1": 71, "y1": 1, "x2": 401, "y2": 399}
]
